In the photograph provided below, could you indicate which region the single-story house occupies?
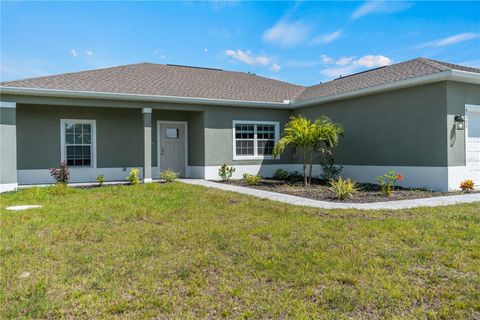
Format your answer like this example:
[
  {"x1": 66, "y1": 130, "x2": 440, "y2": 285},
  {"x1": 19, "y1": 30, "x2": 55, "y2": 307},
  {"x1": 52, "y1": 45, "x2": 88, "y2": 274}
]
[{"x1": 1, "y1": 57, "x2": 479, "y2": 192}]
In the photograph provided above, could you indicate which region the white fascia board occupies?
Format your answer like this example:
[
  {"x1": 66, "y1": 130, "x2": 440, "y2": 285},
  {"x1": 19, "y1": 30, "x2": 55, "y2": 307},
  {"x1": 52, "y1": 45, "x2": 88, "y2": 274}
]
[{"x1": 0, "y1": 86, "x2": 291, "y2": 109}]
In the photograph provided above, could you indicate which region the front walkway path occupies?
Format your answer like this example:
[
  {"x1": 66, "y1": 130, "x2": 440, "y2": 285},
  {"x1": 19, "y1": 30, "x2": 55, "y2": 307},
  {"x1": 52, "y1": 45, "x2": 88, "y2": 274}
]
[{"x1": 180, "y1": 179, "x2": 480, "y2": 210}]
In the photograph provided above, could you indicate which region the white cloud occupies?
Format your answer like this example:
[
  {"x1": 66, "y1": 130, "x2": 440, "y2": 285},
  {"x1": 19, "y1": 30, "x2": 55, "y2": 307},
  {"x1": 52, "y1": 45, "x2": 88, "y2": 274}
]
[
  {"x1": 269, "y1": 63, "x2": 281, "y2": 72},
  {"x1": 320, "y1": 54, "x2": 333, "y2": 64},
  {"x1": 336, "y1": 57, "x2": 354, "y2": 66},
  {"x1": 85, "y1": 50, "x2": 94, "y2": 56},
  {"x1": 70, "y1": 49, "x2": 78, "y2": 58},
  {"x1": 203, "y1": 48, "x2": 209, "y2": 52},
  {"x1": 320, "y1": 55, "x2": 392, "y2": 79},
  {"x1": 417, "y1": 32, "x2": 479, "y2": 48},
  {"x1": 352, "y1": 1, "x2": 411, "y2": 20},
  {"x1": 262, "y1": 20, "x2": 310, "y2": 47},
  {"x1": 355, "y1": 55, "x2": 391, "y2": 68},
  {"x1": 225, "y1": 49, "x2": 270, "y2": 66},
  {"x1": 311, "y1": 30, "x2": 343, "y2": 45}
]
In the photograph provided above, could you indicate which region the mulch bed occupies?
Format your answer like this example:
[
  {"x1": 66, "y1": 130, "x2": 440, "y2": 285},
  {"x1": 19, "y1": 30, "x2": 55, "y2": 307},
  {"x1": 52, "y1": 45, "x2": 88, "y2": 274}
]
[{"x1": 222, "y1": 178, "x2": 469, "y2": 203}]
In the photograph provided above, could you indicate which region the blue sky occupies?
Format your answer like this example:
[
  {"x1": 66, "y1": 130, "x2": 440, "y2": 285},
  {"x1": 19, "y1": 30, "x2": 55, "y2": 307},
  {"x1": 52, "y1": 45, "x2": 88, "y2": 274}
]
[{"x1": 1, "y1": 1, "x2": 479, "y2": 85}]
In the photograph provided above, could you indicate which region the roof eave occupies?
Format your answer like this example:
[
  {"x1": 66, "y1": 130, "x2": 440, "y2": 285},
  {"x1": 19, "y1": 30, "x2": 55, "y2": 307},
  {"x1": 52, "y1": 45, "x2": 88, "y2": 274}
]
[
  {"x1": 0, "y1": 86, "x2": 291, "y2": 109},
  {"x1": 291, "y1": 70, "x2": 480, "y2": 108}
]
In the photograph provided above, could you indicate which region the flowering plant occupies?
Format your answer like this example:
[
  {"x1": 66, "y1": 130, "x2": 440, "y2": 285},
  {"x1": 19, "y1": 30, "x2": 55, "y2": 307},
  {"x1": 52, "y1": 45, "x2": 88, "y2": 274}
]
[
  {"x1": 376, "y1": 170, "x2": 403, "y2": 197},
  {"x1": 50, "y1": 161, "x2": 70, "y2": 184}
]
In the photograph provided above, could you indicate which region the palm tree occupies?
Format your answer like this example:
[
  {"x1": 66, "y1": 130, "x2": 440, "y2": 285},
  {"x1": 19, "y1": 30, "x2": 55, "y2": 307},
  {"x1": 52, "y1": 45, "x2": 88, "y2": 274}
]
[
  {"x1": 309, "y1": 117, "x2": 344, "y2": 184},
  {"x1": 273, "y1": 115, "x2": 315, "y2": 186}
]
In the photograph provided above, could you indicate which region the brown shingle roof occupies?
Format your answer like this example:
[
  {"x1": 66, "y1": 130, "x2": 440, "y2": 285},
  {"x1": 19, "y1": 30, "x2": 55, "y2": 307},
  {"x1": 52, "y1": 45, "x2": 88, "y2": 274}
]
[
  {"x1": 1, "y1": 63, "x2": 305, "y2": 103},
  {"x1": 294, "y1": 58, "x2": 480, "y2": 102},
  {"x1": 1, "y1": 58, "x2": 478, "y2": 104}
]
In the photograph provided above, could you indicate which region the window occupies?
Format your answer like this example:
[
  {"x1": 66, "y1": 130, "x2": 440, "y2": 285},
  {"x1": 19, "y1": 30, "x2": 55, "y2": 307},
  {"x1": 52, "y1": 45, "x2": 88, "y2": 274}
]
[
  {"x1": 165, "y1": 128, "x2": 179, "y2": 139},
  {"x1": 233, "y1": 121, "x2": 279, "y2": 159},
  {"x1": 61, "y1": 120, "x2": 96, "y2": 167}
]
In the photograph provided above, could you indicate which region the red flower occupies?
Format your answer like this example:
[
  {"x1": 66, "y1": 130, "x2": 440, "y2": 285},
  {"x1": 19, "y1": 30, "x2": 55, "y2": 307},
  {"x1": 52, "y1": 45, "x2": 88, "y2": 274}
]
[{"x1": 397, "y1": 174, "x2": 404, "y2": 181}]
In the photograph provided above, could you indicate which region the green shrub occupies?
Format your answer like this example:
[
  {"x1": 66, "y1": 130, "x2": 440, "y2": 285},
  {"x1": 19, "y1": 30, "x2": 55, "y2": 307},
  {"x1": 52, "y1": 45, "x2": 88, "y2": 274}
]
[
  {"x1": 218, "y1": 164, "x2": 235, "y2": 181},
  {"x1": 161, "y1": 170, "x2": 178, "y2": 183},
  {"x1": 127, "y1": 168, "x2": 140, "y2": 185},
  {"x1": 96, "y1": 175, "x2": 105, "y2": 187},
  {"x1": 376, "y1": 170, "x2": 404, "y2": 196},
  {"x1": 287, "y1": 171, "x2": 303, "y2": 183},
  {"x1": 320, "y1": 162, "x2": 343, "y2": 181},
  {"x1": 329, "y1": 177, "x2": 358, "y2": 200},
  {"x1": 243, "y1": 173, "x2": 261, "y2": 186},
  {"x1": 273, "y1": 168, "x2": 289, "y2": 181}
]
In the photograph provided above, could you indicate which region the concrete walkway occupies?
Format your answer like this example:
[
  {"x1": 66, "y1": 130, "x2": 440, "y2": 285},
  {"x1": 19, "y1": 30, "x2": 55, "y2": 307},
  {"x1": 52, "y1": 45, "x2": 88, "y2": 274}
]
[{"x1": 180, "y1": 179, "x2": 480, "y2": 210}]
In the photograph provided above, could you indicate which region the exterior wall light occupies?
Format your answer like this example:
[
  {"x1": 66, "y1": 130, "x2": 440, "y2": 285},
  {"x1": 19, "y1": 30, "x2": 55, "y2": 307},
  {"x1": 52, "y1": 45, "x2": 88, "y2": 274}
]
[{"x1": 454, "y1": 115, "x2": 465, "y2": 130}]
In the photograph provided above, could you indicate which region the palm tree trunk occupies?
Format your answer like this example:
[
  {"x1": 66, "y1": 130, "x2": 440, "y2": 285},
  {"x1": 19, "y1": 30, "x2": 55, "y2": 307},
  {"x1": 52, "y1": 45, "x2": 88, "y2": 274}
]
[
  {"x1": 303, "y1": 148, "x2": 308, "y2": 186},
  {"x1": 309, "y1": 149, "x2": 314, "y2": 185}
]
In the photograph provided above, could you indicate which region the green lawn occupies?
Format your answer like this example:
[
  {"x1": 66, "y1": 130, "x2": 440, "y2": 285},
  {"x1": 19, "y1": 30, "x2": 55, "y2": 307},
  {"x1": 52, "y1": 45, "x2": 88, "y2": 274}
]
[{"x1": 1, "y1": 183, "x2": 479, "y2": 319}]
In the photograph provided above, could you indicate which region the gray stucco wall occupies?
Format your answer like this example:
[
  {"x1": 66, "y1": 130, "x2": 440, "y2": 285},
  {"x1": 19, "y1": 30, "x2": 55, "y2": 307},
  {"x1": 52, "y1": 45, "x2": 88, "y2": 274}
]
[
  {"x1": 203, "y1": 106, "x2": 293, "y2": 166},
  {"x1": 15, "y1": 104, "x2": 206, "y2": 170},
  {"x1": 446, "y1": 81, "x2": 480, "y2": 166},
  {"x1": 16, "y1": 104, "x2": 144, "y2": 169},
  {"x1": 294, "y1": 82, "x2": 449, "y2": 167},
  {"x1": 0, "y1": 106, "x2": 17, "y2": 184}
]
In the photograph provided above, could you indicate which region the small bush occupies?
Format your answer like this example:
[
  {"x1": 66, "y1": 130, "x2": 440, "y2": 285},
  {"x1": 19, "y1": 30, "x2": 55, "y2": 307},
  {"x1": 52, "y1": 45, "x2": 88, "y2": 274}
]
[
  {"x1": 329, "y1": 177, "x2": 358, "y2": 200},
  {"x1": 376, "y1": 170, "x2": 403, "y2": 197},
  {"x1": 218, "y1": 164, "x2": 235, "y2": 181},
  {"x1": 460, "y1": 179, "x2": 475, "y2": 192},
  {"x1": 127, "y1": 168, "x2": 140, "y2": 185},
  {"x1": 287, "y1": 171, "x2": 304, "y2": 183},
  {"x1": 49, "y1": 161, "x2": 70, "y2": 184},
  {"x1": 161, "y1": 170, "x2": 178, "y2": 183},
  {"x1": 243, "y1": 173, "x2": 261, "y2": 186},
  {"x1": 320, "y1": 163, "x2": 343, "y2": 181},
  {"x1": 96, "y1": 175, "x2": 105, "y2": 187},
  {"x1": 273, "y1": 168, "x2": 289, "y2": 181}
]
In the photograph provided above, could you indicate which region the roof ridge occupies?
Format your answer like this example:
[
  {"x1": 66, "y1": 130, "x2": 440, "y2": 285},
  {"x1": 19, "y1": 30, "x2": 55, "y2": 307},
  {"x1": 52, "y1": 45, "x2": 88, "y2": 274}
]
[{"x1": 416, "y1": 57, "x2": 451, "y2": 71}]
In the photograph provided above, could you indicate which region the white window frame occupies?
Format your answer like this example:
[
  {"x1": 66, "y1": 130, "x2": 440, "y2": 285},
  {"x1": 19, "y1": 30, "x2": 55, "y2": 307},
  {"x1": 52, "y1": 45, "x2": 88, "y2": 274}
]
[
  {"x1": 232, "y1": 120, "x2": 279, "y2": 160},
  {"x1": 60, "y1": 119, "x2": 97, "y2": 168}
]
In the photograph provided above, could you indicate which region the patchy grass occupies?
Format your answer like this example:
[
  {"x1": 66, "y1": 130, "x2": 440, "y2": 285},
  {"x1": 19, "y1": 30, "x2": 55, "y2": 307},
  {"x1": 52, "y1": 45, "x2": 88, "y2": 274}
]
[{"x1": 1, "y1": 183, "x2": 479, "y2": 319}]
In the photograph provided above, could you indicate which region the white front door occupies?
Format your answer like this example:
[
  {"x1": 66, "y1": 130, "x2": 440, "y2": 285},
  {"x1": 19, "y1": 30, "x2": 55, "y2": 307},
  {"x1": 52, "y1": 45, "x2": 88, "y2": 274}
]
[
  {"x1": 158, "y1": 122, "x2": 186, "y2": 177},
  {"x1": 466, "y1": 105, "x2": 480, "y2": 183}
]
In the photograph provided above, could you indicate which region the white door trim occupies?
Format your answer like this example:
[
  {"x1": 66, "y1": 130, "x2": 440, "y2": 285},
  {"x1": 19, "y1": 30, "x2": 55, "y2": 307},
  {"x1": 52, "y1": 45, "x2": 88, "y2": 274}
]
[{"x1": 157, "y1": 120, "x2": 188, "y2": 175}]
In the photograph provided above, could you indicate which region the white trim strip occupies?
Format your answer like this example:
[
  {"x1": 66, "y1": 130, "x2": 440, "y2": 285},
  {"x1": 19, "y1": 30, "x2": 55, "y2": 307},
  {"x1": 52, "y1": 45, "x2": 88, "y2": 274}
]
[
  {"x1": 0, "y1": 183, "x2": 18, "y2": 193},
  {"x1": 0, "y1": 101, "x2": 16, "y2": 108}
]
